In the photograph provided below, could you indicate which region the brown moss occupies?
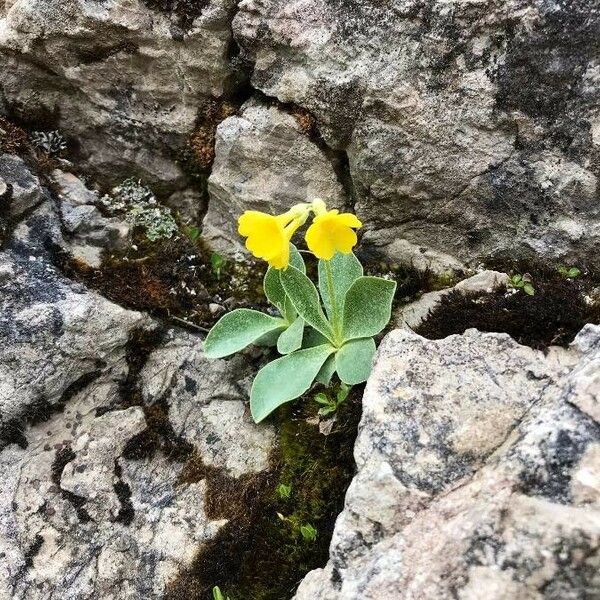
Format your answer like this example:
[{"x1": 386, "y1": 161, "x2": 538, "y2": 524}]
[
  {"x1": 0, "y1": 117, "x2": 28, "y2": 155},
  {"x1": 415, "y1": 267, "x2": 600, "y2": 350},
  {"x1": 183, "y1": 99, "x2": 238, "y2": 173},
  {"x1": 167, "y1": 386, "x2": 363, "y2": 600},
  {"x1": 58, "y1": 234, "x2": 268, "y2": 330}
]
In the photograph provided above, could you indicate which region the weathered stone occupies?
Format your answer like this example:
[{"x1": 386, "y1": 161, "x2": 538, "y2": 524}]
[
  {"x1": 295, "y1": 326, "x2": 600, "y2": 599},
  {"x1": 51, "y1": 169, "x2": 130, "y2": 266},
  {"x1": 0, "y1": 0, "x2": 237, "y2": 194},
  {"x1": 0, "y1": 172, "x2": 155, "y2": 446},
  {"x1": 235, "y1": 0, "x2": 600, "y2": 271},
  {"x1": 0, "y1": 153, "x2": 44, "y2": 218},
  {"x1": 140, "y1": 329, "x2": 276, "y2": 477},
  {"x1": 204, "y1": 100, "x2": 346, "y2": 252}
]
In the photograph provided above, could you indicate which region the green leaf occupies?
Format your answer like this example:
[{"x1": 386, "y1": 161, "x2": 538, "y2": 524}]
[
  {"x1": 280, "y1": 266, "x2": 334, "y2": 342},
  {"x1": 341, "y1": 277, "x2": 396, "y2": 342},
  {"x1": 318, "y1": 252, "x2": 363, "y2": 319},
  {"x1": 336, "y1": 338, "x2": 376, "y2": 385},
  {"x1": 204, "y1": 309, "x2": 285, "y2": 359},
  {"x1": 263, "y1": 244, "x2": 305, "y2": 315},
  {"x1": 523, "y1": 283, "x2": 535, "y2": 296},
  {"x1": 568, "y1": 267, "x2": 581, "y2": 278},
  {"x1": 300, "y1": 523, "x2": 317, "y2": 542},
  {"x1": 289, "y1": 244, "x2": 306, "y2": 273},
  {"x1": 315, "y1": 354, "x2": 336, "y2": 386},
  {"x1": 250, "y1": 344, "x2": 335, "y2": 422},
  {"x1": 302, "y1": 328, "x2": 330, "y2": 349},
  {"x1": 277, "y1": 317, "x2": 305, "y2": 354},
  {"x1": 264, "y1": 267, "x2": 287, "y2": 313}
]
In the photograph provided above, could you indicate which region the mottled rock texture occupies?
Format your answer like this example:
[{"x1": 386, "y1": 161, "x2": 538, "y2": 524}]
[
  {"x1": 295, "y1": 326, "x2": 600, "y2": 599},
  {"x1": 234, "y1": 0, "x2": 600, "y2": 271},
  {"x1": 0, "y1": 0, "x2": 238, "y2": 202},
  {"x1": 204, "y1": 99, "x2": 347, "y2": 251},
  {"x1": 0, "y1": 156, "x2": 275, "y2": 598}
]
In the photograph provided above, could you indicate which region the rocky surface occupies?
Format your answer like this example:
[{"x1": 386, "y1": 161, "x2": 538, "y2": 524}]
[
  {"x1": 0, "y1": 297, "x2": 275, "y2": 597},
  {"x1": 0, "y1": 0, "x2": 238, "y2": 208},
  {"x1": 295, "y1": 326, "x2": 600, "y2": 599},
  {"x1": 0, "y1": 154, "x2": 276, "y2": 598},
  {"x1": 204, "y1": 99, "x2": 347, "y2": 251},
  {"x1": 234, "y1": 0, "x2": 600, "y2": 271}
]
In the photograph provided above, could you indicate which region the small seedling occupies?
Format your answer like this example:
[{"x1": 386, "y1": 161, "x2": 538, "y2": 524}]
[
  {"x1": 276, "y1": 483, "x2": 292, "y2": 500},
  {"x1": 184, "y1": 225, "x2": 201, "y2": 243},
  {"x1": 508, "y1": 273, "x2": 535, "y2": 296},
  {"x1": 314, "y1": 383, "x2": 352, "y2": 417},
  {"x1": 212, "y1": 586, "x2": 231, "y2": 600},
  {"x1": 211, "y1": 253, "x2": 227, "y2": 279},
  {"x1": 558, "y1": 265, "x2": 582, "y2": 279},
  {"x1": 300, "y1": 523, "x2": 318, "y2": 542}
]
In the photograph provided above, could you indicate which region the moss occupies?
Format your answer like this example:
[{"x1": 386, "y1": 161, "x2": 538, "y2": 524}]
[
  {"x1": 0, "y1": 117, "x2": 28, "y2": 155},
  {"x1": 58, "y1": 235, "x2": 269, "y2": 330},
  {"x1": 167, "y1": 385, "x2": 363, "y2": 600},
  {"x1": 415, "y1": 266, "x2": 600, "y2": 349}
]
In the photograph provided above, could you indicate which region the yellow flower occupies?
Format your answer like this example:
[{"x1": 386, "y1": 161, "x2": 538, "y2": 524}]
[
  {"x1": 238, "y1": 205, "x2": 309, "y2": 269},
  {"x1": 305, "y1": 200, "x2": 362, "y2": 260}
]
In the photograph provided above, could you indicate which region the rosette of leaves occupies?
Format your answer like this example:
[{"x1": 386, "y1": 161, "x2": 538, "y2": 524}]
[{"x1": 204, "y1": 245, "x2": 396, "y2": 422}]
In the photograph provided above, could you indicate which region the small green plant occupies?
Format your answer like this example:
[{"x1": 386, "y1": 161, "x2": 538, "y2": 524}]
[
  {"x1": 558, "y1": 265, "x2": 582, "y2": 279},
  {"x1": 204, "y1": 200, "x2": 396, "y2": 423},
  {"x1": 183, "y1": 224, "x2": 201, "y2": 243},
  {"x1": 300, "y1": 523, "x2": 318, "y2": 542},
  {"x1": 276, "y1": 483, "x2": 292, "y2": 500},
  {"x1": 211, "y1": 252, "x2": 227, "y2": 279},
  {"x1": 508, "y1": 273, "x2": 535, "y2": 296},
  {"x1": 314, "y1": 383, "x2": 352, "y2": 417},
  {"x1": 212, "y1": 586, "x2": 231, "y2": 600}
]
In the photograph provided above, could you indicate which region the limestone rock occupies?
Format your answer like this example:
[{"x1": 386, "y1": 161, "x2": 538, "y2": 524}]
[
  {"x1": 295, "y1": 326, "x2": 600, "y2": 599},
  {"x1": 204, "y1": 101, "x2": 346, "y2": 252},
  {"x1": 140, "y1": 329, "x2": 276, "y2": 477},
  {"x1": 0, "y1": 0, "x2": 237, "y2": 192},
  {"x1": 235, "y1": 0, "x2": 600, "y2": 271}
]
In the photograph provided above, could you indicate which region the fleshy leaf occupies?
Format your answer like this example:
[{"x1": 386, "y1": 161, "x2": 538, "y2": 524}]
[
  {"x1": 335, "y1": 337, "x2": 376, "y2": 385},
  {"x1": 264, "y1": 244, "x2": 305, "y2": 315},
  {"x1": 315, "y1": 354, "x2": 336, "y2": 386},
  {"x1": 303, "y1": 328, "x2": 330, "y2": 349},
  {"x1": 280, "y1": 266, "x2": 334, "y2": 342},
  {"x1": 341, "y1": 277, "x2": 396, "y2": 341},
  {"x1": 250, "y1": 344, "x2": 336, "y2": 422},
  {"x1": 277, "y1": 317, "x2": 305, "y2": 354},
  {"x1": 204, "y1": 309, "x2": 285, "y2": 358},
  {"x1": 318, "y1": 252, "x2": 363, "y2": 319}
]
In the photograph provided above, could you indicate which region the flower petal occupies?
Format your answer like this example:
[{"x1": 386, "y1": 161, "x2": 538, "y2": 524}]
[
  {"x1": 306, "y1": 221, "x2": 336, "y2": 260},
  {"x1": 331, "y1": 223, "x2": 357, "y2": 254},
  {"x1": 337, "y1": 213, "x2": 362, "y2": 229}
]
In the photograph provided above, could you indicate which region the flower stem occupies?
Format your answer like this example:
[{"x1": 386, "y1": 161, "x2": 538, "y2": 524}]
[{"x1": 325, "y1": 260, "x2": 341, "y2": 346}]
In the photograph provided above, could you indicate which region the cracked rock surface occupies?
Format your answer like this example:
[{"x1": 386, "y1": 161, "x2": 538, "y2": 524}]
[
  {"x1": 295, "y1": 326, "x2": 600, "y2": 599},
  {"x1": 234, "y1": 0, "x2": 600, "y2": 271},
  {"x1": 0, "y1": 156, "x2": 276, "y2": 598}
]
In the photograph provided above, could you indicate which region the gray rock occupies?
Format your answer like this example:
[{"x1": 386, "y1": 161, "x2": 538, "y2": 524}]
[
  {"x1": 204, "y1": 101, "x2": 347, "y2": 252},
  {"x1": 0, "y1": 0, "x2": 237, "y2": 194},
  {"x1": 140, "y1": 329, "x2": 276, "y2": 477},
  {"x1": 51, "y1": 169, "x2": 130, "y2": 266},
  {"x1": 0, "y1": 242, "x2": 153, "y2": 446},
  {"x1": 0, "y1": 326, "x2": 276, "y2": 598},
  {"x1": 0, "y1": 153, "x2": 44, "y2": 218},
  {"x1": 235, "y1": 0, "x2": 600, "y2": 271},
  {"x1": 295, "y1": 326, "x2": 600, "y2": 599}
]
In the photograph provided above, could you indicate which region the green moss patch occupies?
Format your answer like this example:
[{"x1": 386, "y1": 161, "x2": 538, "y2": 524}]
[{"x1": 167, "y1": 385, "x2": 363, "y2": 600}]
